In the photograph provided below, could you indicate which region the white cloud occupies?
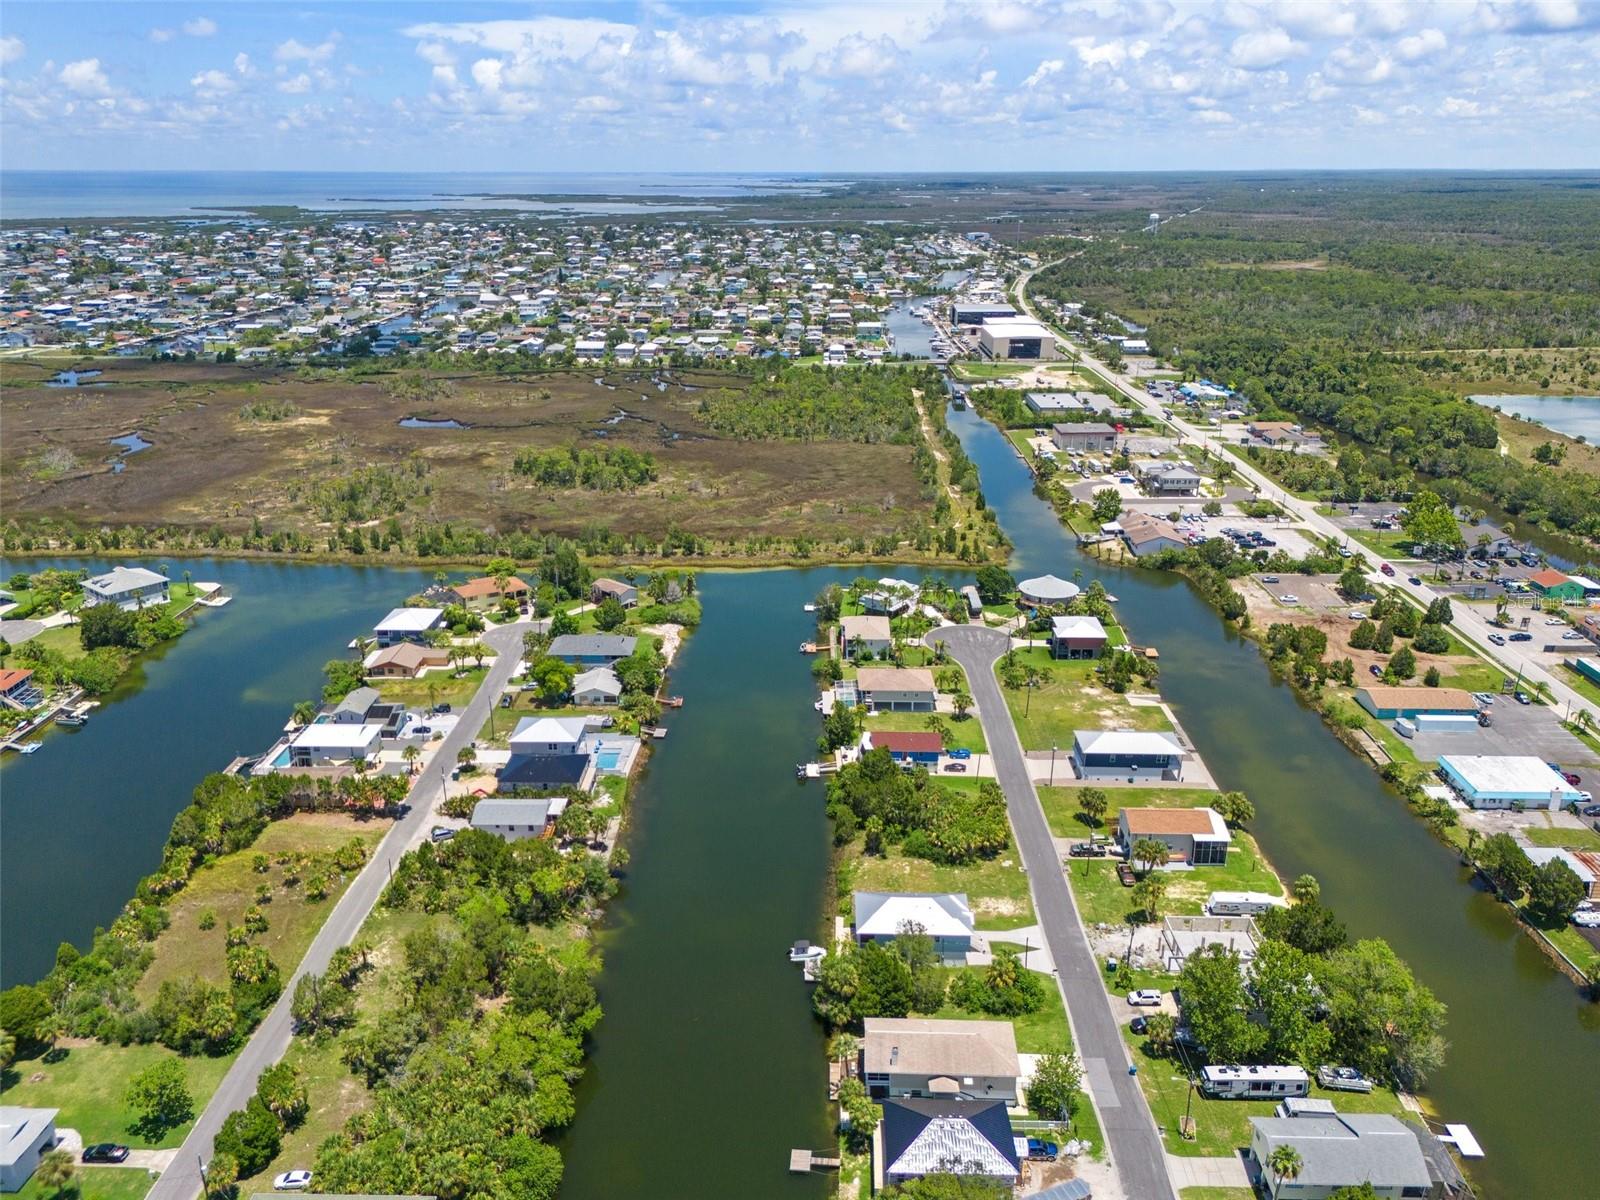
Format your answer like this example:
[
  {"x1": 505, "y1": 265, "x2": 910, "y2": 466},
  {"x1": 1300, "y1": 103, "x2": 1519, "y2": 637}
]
[
  {"x1": 1397, "y1": 28, "x2": 1448, "y2": 62},
  {"x1": 149, "y1": 28, "x2": 175, "y2": 44},
  {"x1": 1353, "y1": 104, "x2": 1388, "y2": 124},
  {"x1": 183, "y1": 18, "x2": 218, "y2": 38},
  {"x1": 415, "y1": 41, "x2": 457, "y2": 68},
  {"x1": 469, "y1": 58, "x2": 503, "y2": 91},
  {"x1": 278, "y1": 73, "x2": 312, "y2": 94},
  {"x1": 190, "y1": 68, "x2": 236, "y2": 98},
  {"x1": 1437, "y1": 95, "x2": 1486, "y2": 117},
  {"x1": 60, "y1": 58, "x2": 112, "y2": 96},
  {"x1": 234, "y1": 52, "x2": 253, "y2": 76},
  {"x1": 812, "y1": 34, "x2": 903, "y2": 79},
  {"x1": 275, "y1": 36, "x2": 339, "y2": 65},
  {"x1": 1023, "y1": 58, "x2": 1065, "y2": 87},
  {"x1": 0, "y1": 34, "x2": 23, "y2": 64},
  {"x1": 1230, "y1": 27, "x2": 1303, "y2": 68},
  {"x1": 1194, "y1": 107, "x2": 1235, "y2": 123}
]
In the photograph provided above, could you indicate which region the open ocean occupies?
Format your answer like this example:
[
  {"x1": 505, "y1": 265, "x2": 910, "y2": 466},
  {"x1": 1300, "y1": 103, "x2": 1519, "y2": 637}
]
[{"x1": 0, "y1": 170, "x2": 838, "y2": 219}]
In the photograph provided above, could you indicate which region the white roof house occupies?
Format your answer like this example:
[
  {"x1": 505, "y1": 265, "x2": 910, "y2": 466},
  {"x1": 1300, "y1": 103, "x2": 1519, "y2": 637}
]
[
  {"x1": 854, "y1": 892, "x2": 974, "y2": 940},
  {"x1": 508, "y1": 715, "x2": 590, "y2": 755},
  {"x1": 289, "y1": 722, "x2": 383, "y2": 759},
  {"x1": 0, "y1": 1107, "x2": 59, "y2": 1192},
  {"x1": 1051, "y1": 614, "x2": 1107, "y2": 640},
  {"x1": 571, "y1": 666, "x2": 622, "y2": 701},
  {"x1": 1075, "y1": 729, "x2": 1184, "y2": 758},
  {"x1": 81, "y1": 565, "x2": 169, "y2": 608},
  {"x1": 1018, "y1": 574, "x2": 1081, "y2": 605},
  {"x1": 374, "y1": 606, "x2": 444, "y2": 636}
]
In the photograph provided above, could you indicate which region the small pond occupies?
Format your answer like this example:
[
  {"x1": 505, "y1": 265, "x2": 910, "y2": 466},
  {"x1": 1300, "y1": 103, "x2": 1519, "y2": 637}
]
[
  {"x1": 108, "y1": 431, "x2": 152, "y2": 472},
  {"x1": 397, "y1": 416, "x2": 468, "y2": 429},
  {"x1": 46, "y1": 369, "x2": 104, "y2": 388}
]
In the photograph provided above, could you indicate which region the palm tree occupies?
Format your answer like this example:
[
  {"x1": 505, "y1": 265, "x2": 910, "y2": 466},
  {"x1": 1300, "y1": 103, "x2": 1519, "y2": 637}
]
[
  {"x1": 353, "y1": 635, "x2": 375, "y2": 663},
  {"x1": 39, "y1": 1014, "x2": 65, "y2": 1060},
  {"x1": 402, "y1": 744, "x2": 421, "y2": 776},
  {"x1": 1132, "y1": 873, "x2": 1168, "y2": 923},
  {"x1": 952, "y1": 690, "x2": 973, "y2": 720},
  {"x1": 291, "y1": 700, "x2": 317, "y2": 726},
  {"x1": 1267, "y1": 1144, "x2": 1304, "y2": 1193},
  {"x1": 0, "y1": 1028, "x2": 15, "y2": 1070},
  {"x1": 923, "y1": 715, "x2": 951, "y2": 749},
  {"x1": 34, "y1": 1148, "x2": 75, "y2": 1197},
  {"x1": 1131, "y1": 837, "x2": 1168, "y2": 875},
  {"x1": 1143, "y1": 1011, "x2": 1176, "y2": 1056}
]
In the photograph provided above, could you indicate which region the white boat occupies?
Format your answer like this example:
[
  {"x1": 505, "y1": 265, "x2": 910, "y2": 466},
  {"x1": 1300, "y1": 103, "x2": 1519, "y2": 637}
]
[
  {"x1": 803, "y1": 603, "x2": 816, "y2": 612},
  {"x1": 17, "y1": 742, "x2": 41, "y2": 754},
  {"x1": 789, "y1": 940, "x2": 828, "y2": 964}
]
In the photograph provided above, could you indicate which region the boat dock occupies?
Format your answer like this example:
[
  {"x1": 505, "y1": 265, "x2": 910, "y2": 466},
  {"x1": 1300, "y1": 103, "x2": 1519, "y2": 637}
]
[
  {"x1": 788, "y1": 1149, "x2": 840, "y2": 1174},
  {"x1": 194, "y1": 581, "x2": 232, "y2": 608}
]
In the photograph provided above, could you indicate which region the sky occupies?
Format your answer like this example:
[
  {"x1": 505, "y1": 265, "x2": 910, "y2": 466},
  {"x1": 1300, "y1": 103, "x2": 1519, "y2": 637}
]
[{"x1": 1, "y1": 0, "x2": 1597, "y2": 172}]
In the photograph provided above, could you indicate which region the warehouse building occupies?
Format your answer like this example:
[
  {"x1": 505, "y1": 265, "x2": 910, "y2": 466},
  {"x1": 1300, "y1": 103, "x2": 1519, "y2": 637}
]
[
  {"x1": 1356, "y1": 686, "x2": 1479, "y2": 720},
  {"x1": 976, "y1": 317, "x2": 1059, "y2": 361},
  {"x1": 1436, "y1": 755, "x2": 1584, "y2": 810}
]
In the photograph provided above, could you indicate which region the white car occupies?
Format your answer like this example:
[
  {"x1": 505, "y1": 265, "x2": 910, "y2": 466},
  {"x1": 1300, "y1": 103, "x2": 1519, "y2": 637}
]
[
  {"x1": 1127, "y1": 989, "x2": 1163, "y2": 1006},
  {"x1": 273, "y1": 1171, "x2": 313, "y2": 1192},
  {"x1": 1278, "y1": 594, "x2": 1300, "y2": 605},
  {"x1": 1348, "y1": 610, "x2": 1368, "y2": 620},
  {"x1": 1572, "y1": 910, "x2": 1600, "y2": 929}
]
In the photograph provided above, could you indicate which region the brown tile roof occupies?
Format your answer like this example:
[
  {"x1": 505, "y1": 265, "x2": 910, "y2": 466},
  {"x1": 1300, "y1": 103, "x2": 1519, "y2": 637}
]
[
  {"x1": 870, "y1": 731, "x2": 944, "y2": 754},
  {"x1": 1122, "y1": 807, "x2": 1221, "y2": 835},
  {"x1": 1357, "y1": 686, "x2": 1477, "y2": 712},
  {"x1": 453, "y1": 576, "x2": 529, "y2": 599},
  {"x1": 1530, "y1": 568, "x2": 1571, "y2": 589},
  {"x1": 856, "y1": 667, "x2": 936, "y2": 694}
]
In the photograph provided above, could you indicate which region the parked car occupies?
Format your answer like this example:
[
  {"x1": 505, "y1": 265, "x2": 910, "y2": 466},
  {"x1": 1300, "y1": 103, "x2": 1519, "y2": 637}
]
[
  {"x1": 1068, "y1": 842, "x2": 1106, "y2": 858},
  {"x1": 1546, "y1": 617, "x2": 1567, "y2": 626},
  {"x1": 1116, "y1": 862, "x2": 1136, "y2": 886},
  {"x1": 1127, "y1": 989, "x2": 1162, "y2": 1006},
  {"x1": 273, "y1": 1171, "x2": 313, "y2": 1192},
  {"x1": 1026, "y1": 1138, "x2": 1059, "y2": 1162},
  {"x1": 1579, "y1": 803, "x2": 1600, "y2": 817},
  {"x1": 82, "y1": 1145, "x2": 130, "y2": 1164},
  {"x1": 944, "y1": 762, "x2": 969, "y2": 773},
  {"x1": 1407, "y1": 575, "x2": 1422, "y2": 585},
  {"x1": 432, "y1": 703, "x2": 452, "y2": 714},
  {"x1": 1515, "y1": 692, "x2": 1532, "y2": 705},
  {"x1": 1278, "y1": 594, "x2": 1300, "y2": 605},
  {"x1": 1510, "y1": 632, "x2": 1533, "y2": 642},
  {"x1": 1572, "y1": 910, "x2": 1600, "y2": 929},
  {"x1": 1488, "y1": 633, "x2": 1507, "y2": 646},
  {"x1": 948, "y1": 748, "x2": 972, "y2": 760},
  {"x1": 1129, "y1": 1015, "x2": 1148, "y2": 1035},
  {"x1": 429, "y1": 826, "x2": 455, "y2": 843},
  {"x1": 1380, "y1": 563, "x2": 1396, "y2": 577},
  {"x1": 1564, "y1": 631, "x2": 1586, "y2": 640},
  {"x1": 1369, "y1": 665, "x2": 1384, "y2": 679},
  {"x1": 1262, "y1": 575, "x2": 1280, "y2": 584}
]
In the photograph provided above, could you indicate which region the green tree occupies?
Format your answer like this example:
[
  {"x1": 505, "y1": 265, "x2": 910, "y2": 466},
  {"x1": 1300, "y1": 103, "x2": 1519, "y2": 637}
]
[
  {"x1": 1250, "y1": 939, "x2": 1331, "y2": 1066},
  {"x1": 1423, "y1": 665, "x2": 1442, "y2": 687},
  {"x1": 0, "y1": 985, "x2": 51, "y2": 1046},
  {"x1": 1024, "y1": 1050, "x2": 1082, "y2": 1120},
  {"x1": 1267, "y1": 1144, "x2": 1304, "y2": 1190},
  {"x1": 203, "y1": 1152, "x2": 239, "y2": 1199},
  {"x1": 256, "y1": 1061, "x2": 309, "y2": 1128},
  {"x1": 974, "y1": 565, "x2": 1016, "y2": 605},
  {"x1": 1401, "y1": 490, "x2": 1463, "y2": 553},
  {"x1": 1091, "y1": 489, "x2": 1122, "y2": 523},
  {"x1": 1320, "y1": 939, "x2": 1447, "y2": 1088},
  {"x1": 594, "y1": 595, "x2": 627, "y2": 632},
  {"x1": 1077, "y1": 786, "x2": 1108, "y2": 827},
  {"x1": 881, "y1": 1176, "x2": 1011, "y2": 1200},
  {"x1": 33, "y1": 1149, "x2": 75, "y2": 1197},
  {"x1": 837, "y1": 1076, "x2": 882, "y2": 1152},
  {"x1": 214, "y1": 1096, "x2": 282, "y2": 1178},
  {"x1": 1131, "y1": 872, "x2": 1168, "y2": 923},
  {"x1": 1142, "y1": 1010, "x2": 1177, "y2": 1056},
  {"x1": 1131, "y1": 837, "x2": 1168, "y2": 874},
  {"x1": 126, "y1": 1057, "x2": 194, "y2": 1136},
  {"x1": 1214, "y1": 790, "x2": 1255, "y2": 827},
  {"x1": 1388, "y1": 645, "x2": 1416, "y2": 680},
  {"x1": 1177, "y1": 945, "x2": 1264, "y2": 1063},
  {"x1": 1338, "y1": 565, "x2": 1369, "y2": 599},
  {"x1": 1527, "y1": 859, "x2": 1585, "y2": 925},
  {"x1": 1348, "y1": 619, "x2": 1377, "y2": 650},
  {"x1": 1292, "y1": 874, "x2": 1321, "y2": 902}
]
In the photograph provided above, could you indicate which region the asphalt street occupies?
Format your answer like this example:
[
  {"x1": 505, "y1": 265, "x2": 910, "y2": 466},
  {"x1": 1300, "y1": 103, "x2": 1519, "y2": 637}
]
[
  {"x1": 937, "y1": 623, "x2": 1178, "y2": 1200},
  {"x1": 147, "y1": 620, "x2": 529, "y2": 1200}
]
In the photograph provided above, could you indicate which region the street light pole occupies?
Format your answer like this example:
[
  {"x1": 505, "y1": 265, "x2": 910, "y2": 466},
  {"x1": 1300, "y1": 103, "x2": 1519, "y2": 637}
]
[{"x1": 1050, "y1": 744, "x2": 1057, "y2": 786}]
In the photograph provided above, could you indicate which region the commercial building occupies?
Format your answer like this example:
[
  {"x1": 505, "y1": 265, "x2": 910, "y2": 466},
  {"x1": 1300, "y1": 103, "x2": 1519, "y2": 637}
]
[
  {"x1": 853, "y1": 893, "x2": 975, "y2": 963},
  {"x1": 861, "y1": 1017, "x2": 1019, "y2": 1102},
  {"x1": 0, "y1": 1107, "x2": 58, "y2": 1193},
  {"x1": 1050, "y1": 423, "x2": 1118, "y2": 454},
  {"x1": 1356, "y1": 686, "x2": 1478, "y2": 720},
  {"x1": 1248, "y1": 1110, "x2": 1435, "y2": 1199},
  {"x1": 1119, "y1": 511, "x2": 1188, "y2": 557},
  {"x1": 1436, "y1": 755, "x2": 1583, "y2": 810},
  {"x1": 950, "y1": 302, "x2": 1017, "y2": 327},
  {"x1": 1528, "y1": 569, "x2": 1586, "y2": 603},
  {"x1": 1525, "y1": 846, "x2": 1600, "y2": 900},
  {"x1": 1116, "y1": 806, "x2": 1230, "y2": 865},
  {"x1": 1072, "y1": 728, "x2": 1185, "y2": 781},
  {"x1": 976, "y1": 316, "x2": 1059, "y2": 361}
]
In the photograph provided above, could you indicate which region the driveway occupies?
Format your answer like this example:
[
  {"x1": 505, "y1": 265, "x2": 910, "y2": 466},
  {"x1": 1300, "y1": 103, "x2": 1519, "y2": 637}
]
[
  {"x1": 146, "y1": 620, "x2": 531, "y2": 1200},
  {"x1": 934, "y1": 623, "x2": 1177, "y2": 1200}
]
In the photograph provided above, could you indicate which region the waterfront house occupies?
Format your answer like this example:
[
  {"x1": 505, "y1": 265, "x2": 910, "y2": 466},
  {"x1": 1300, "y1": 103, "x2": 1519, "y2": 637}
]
[
  {"x1": 548, "y1": 634, "x2": 636, "y2": 666},
  {"x1": 373, "y1": 607, "x2": 445, "y2": 647},
  {"x1": 878, "y1": 1098, "x2": 1020, "y2": 1190},
  {"x1": 1051, "y1": 422, "x2": 1118, "y2": 454},
  {"x1": 1072, "y1": 728, "x2": 1184, "y2": 780},
  {"x1": 572, "y1": 666, "x2": 623, "y2": 706},
  {"x1": 288, "y1": 722, "x2": 383, "y2": 767},
  {"x1": 508, "y1": 715, "x2": 591, "y2": 756},
  {"x1": 1116, "y1": 806, "x2": 1230, "y2": 865},
  {"x1": 470, "y1": 796, "x2": 568, "y2": 842},
  {"x1": 855, "y1": 667, "x2": 937, "y2": 713},
  {"x1": 841, "y1": 614, "x2": 893, "y2": 658},
  {"x1": 1248, "y1": 1110, "x2": 1434, "y2": 1199},
  {"x1": 1050, "y1": 614, "x2": 1108, "y2": 660},
  {"x1": 1118, "y1": 511, "x2": 1188, "y2": 557},
  {"x1": 1524, "y1": 846, "x2": 1600, "y2": 900},
  {"x1": 81, "y1": 565, "x2": 169, "y2": 611},
  {"x1": 853, "y1": 893, "x2": 974, "y2": 964},
  {"x1": 1528, "y1": 568, "x2": 1585, "y2": 604},
  {"x1": 862, "y1": 1017, "x2": 1018, "y2": 1102},
  {"x1": 0, "y1": 669, "x2": 44, "y2": 710},
  {"x1": 498, "y1": 715, "x2": 597, "y2": 793},
  {"x1": 364, "y1": 642, "x2": 451, "y2": 679},
  {"x1": 452, "y1": 575, "x2": 531, "y2": 609},
  {"x1": 866, "y1": 730, "x2": 943, "y2": 766},
  {"x1": 1017, "y1": 574, "x2": 1081, "y2": 608},
  {"x1": 1356, "y1": 686, "x2": 1478, "y2": 721},
  {"x1": 861, "y1": 586, "x2": 916, "y2": 617},
  {"x1": 420, "y1": 582, "x2": 467, "y2": 607},
  {"x1": 590, "y1": 578, "x2": 639, "y2": 608},
  {"x1": 1141, "y1": 462, "x2": 1201, "y2": 496},
  {"x1": 1436, "y1": 755, "x2": 1583, "y2": 810},
  {"x1": 0, "y1": 1107, "x2": 59, "y2": 1193}
]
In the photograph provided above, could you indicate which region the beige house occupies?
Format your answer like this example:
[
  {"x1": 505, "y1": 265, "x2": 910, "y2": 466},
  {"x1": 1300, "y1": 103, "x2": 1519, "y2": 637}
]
[
  {"x1": 855, "y1": 667, "x2": 936, "y2": 712},
  {"x1": 365, "y1": 642, "x2": 451, "y2": 679},
  {"x1": 840, "y1": 614, "x2": 893, "y2": 658},
  {"x1": 861, "y1": 1017, "x2": 1019, "y2": 1103}
]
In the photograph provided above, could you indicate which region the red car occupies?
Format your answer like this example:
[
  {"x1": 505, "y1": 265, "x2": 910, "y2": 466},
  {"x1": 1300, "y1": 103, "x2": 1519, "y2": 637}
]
[{"x1": 1380, "y1": 562, "x2": 1396, "y2": 577}]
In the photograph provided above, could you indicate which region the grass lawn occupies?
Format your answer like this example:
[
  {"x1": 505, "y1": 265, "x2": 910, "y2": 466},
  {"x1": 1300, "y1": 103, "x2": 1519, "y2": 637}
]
[
  {"x1": 846, "y1": 842, "x2": 1035, "y2": 930},
  {"x1": 475, "y1": 696, "x2": 618, "y2": 748},
  {"x1": 1523, "y1": 823, "x2": 1600, "y2": 851},
  {"x1": 999, "y1": 647, "x2": 1171, "y2": 752},
  {"x1": 1336, "y1": 524, "x2": 1417, "y2": 559},
  {"x1": 866, "y1": 709, "x2": 988, "y2": 754},
  {"x1": 1037, "y1": 786, "x2": 1222, "y2": 838},
  {"x1": 1066, "y1": 832, "x2": 1281, "y2": 929},
  {"x1": 1123, "y1": 1026, "x2": 1408, "y2": 1159},
  {"x1": 373, "y1": 665, "x2": 488, "y2": 711},
  {"x1": 136, "y1": 814, "x2": 388, "y2": 1003},
  {"x1": 1557, "y1": 662, "x2": 1600, "y2": 708},
  {"x1": 1541, "y1": 923, "x2": 1600, "y2": 973},
  {"x1": 1179, "y1": 1190, "x2": 1255, "y2": 1200},
  {"x1": 0, "y1": 1042, "x2": 231, "y2": 1149},
  {"x1": 16, "y1": 1168, "x2": 156, "y2": 1200},
  {"x1": 953, "y1": 361, "x2": 1029, "y2": 381},
  {"x1": 1438, "y1": 661, "x2": 1512, "y2": 693}
]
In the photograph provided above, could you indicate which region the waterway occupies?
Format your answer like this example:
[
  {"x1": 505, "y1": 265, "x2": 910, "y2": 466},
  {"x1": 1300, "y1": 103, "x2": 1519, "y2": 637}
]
[
  {"x1": 0, "y1": 556, "x2": 430, "y2": 987},
  {"x1": 1470, "y1": 393, "x2": 1600, "y2": 442}
]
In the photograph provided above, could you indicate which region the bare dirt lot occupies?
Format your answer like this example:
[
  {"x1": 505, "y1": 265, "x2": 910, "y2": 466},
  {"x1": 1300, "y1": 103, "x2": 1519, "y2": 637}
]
[{"x1": 1, "y1": 359, "x2": 931, "y2": 546}]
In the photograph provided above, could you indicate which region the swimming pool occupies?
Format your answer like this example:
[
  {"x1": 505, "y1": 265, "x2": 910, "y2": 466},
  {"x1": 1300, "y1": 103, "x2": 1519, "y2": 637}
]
[{"x1": 596, "y1": 747, "x2": 623, "y2": 771}]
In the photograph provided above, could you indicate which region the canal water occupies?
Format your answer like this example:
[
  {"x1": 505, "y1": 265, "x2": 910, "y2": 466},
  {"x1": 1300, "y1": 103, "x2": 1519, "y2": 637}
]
[
  {"x1": 0, "y1": 557, "x2": 430, "y2": 987},
  {"x1": 1469, "y1": 393, "x2": 1600, "y2": 442}
]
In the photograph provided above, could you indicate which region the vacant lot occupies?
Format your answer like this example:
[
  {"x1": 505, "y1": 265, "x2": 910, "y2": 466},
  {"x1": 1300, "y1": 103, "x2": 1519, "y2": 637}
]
[{"x1": 1, "y1": 360, "x2": 933, "y2": 549}]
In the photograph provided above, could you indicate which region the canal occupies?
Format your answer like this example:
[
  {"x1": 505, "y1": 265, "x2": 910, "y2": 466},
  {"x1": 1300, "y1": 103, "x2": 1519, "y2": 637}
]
[
  {"x1": 0, "y1": 557, "x2": 430, "y2": 987},
  {"x1": 941, "y1": 401, "x2": 1600, "y2": 1200}
]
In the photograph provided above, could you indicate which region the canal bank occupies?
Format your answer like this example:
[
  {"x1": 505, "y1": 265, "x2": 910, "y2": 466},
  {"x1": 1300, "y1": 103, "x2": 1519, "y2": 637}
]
[{"x1": 944, "y1": 400, "x2": 1600, "y2": 1200}]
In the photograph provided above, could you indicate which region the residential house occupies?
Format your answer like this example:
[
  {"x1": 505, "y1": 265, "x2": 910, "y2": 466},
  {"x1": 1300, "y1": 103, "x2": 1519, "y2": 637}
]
[
  {"x1": 364, "y1": 642, "x2": 451, "y2": 679},
  {"x1": 1141, "y1": 462, "x2": 1201, "y2": 496},
  {"x1": 470, "y1": 796, "x2": 569, "y2": 842},
  {"x1": 1017, "y1": 574, "x2": 1080, "y2": 608},
  {"x1": 548, "y1": 634, "x2": 637, "y2": 666},
  {"x1": 452, "y1": 576, "x2": 531, "y2": 609},
  {"x1": 878, "y1": 1098, "x2": 1020, "y2": 1189},
  {"x1": 1525, "y1": 846, "x2": 1600, "y2": 900},
  {"x1": 331, "y1": 686, "x2": 383, "y2": 723},
  {"x1": 1050, "y1": 614, "x2": 1107, "y2": 660},
  {"x1": 1248, "y1": 1110, "x2": 1435, "y2": 1199},
  {"x1": 1119, "y1": 511, "x2": 1188, "y2": 557},
  {"x1": 373, "y1": 607, "x2": 445, "y2": 647},
  {"x1": 287, "y1": 722, "x2": 384, "y2": 767},
  {"x1": 498, "y1": 715, "x2": 597, "y2": 794},
  {"x1": 1051, "y1": 422, "x2": 1118, "y2": 454},
  {"x1": 840, "y1": 614, "x2": 893, "y2": 658},
  {"x1": 862, "y1": 1017, "x2": 1019, "y2": 1102},
  {"x1": 0, "y1": 669, "x2": 44, "y2": 710},
  {"x1": 853, "y1": 894, "x2": 974, "y2": 964},
  {"x1": 861, "y1": 580, "x2": 917, "y2": 616},
  {"x1": 856, "y1": 667, "x2": 937, "y2": 712},
  {"x1": 590, "y1": 577, "x2": 639, "y2": 608},
  {"x1": 0, "y1": 1107, "x2": 59, "y2": 1193},
  {"x1": 572, "y1": 666, "x2": 623, "y2": 706},
  {"x1": 1356, "y1": 687, "x2": 1478, "y2": 720},
  {"x1": 81, "y1": 565, "x2": 169, "y2": 610},
  {"x1": 1528, "y1": 569, "x2": 1585, "y2": 604},
  {"x1": 867, "y1": 730, "x2": 943, "y2": 766},
  {"x1": 1116, "y1": 806, "x2": 1230, "y2": 865},
  {"x1": 420, "y1": 583, "x2": 467, "y2": 607},
  {"x1": 1072, "y1": 728, "x2": 1185, "y2": 780}
]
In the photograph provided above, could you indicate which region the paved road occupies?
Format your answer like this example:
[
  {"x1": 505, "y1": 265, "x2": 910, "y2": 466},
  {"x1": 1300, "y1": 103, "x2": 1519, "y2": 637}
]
[
  {"x1": 935, "y1": 623, "x2": 1177, "y2": 1200},
  {"x1": 148, "y1": 621, "x2": 528, "y2": 1200},
  {"x1": 1013, "y1": 267, "x2": 1600, "y2": 732}
]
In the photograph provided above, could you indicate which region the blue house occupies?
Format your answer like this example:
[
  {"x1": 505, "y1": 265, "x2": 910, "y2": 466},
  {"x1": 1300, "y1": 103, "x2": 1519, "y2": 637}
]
[{"x1": 867, "y1": 730, "x2": 943, "y2": 766}]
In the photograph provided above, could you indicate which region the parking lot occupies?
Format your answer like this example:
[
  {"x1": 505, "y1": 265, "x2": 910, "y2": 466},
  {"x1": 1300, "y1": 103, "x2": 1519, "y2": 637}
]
[
  {"x1": 1408, "y1": 694, "x2": 1600, "y2": 771},
  {"x1": 1247, "y1": 572, "x2": 1352, "y2": 614}
]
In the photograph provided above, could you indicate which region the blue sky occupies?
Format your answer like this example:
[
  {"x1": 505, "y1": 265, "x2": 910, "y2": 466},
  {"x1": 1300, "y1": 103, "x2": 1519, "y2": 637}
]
[{"x1": 2, "y1": 0, "x2": 1597, "y2": 172}]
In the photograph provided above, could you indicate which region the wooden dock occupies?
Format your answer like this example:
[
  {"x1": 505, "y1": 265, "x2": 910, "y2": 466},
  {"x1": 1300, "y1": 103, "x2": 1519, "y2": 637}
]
[{"x1": 789, "y1": 1149, "x2": 841, "y2": 1173}]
